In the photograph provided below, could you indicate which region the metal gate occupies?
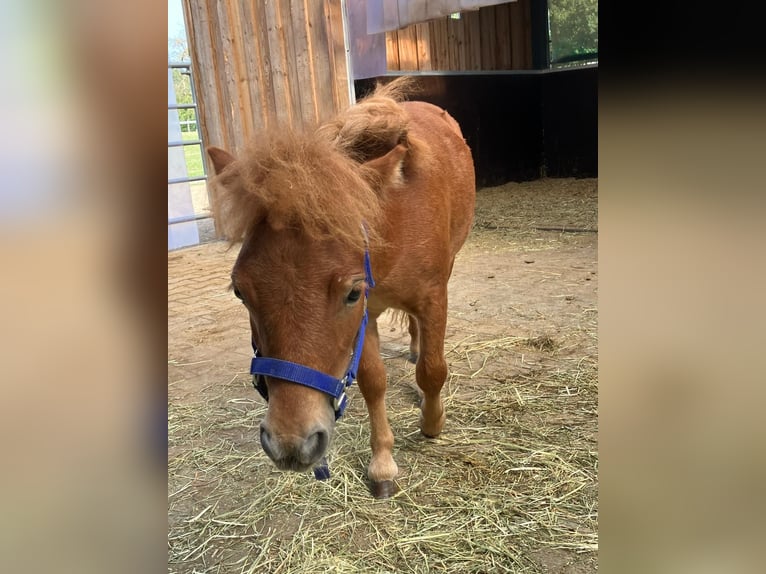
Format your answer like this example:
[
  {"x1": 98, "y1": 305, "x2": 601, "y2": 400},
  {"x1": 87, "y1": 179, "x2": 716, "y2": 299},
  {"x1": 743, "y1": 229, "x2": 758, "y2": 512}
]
[{"x1": 168, "y1": 61, "x2": 212, "y2": 250}]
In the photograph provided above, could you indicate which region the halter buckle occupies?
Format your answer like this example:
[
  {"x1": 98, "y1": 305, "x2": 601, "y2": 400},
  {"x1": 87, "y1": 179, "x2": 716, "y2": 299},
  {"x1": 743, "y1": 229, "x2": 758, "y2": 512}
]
[{"x1": 333, "y1": 391, "x2": 348, "y2": 419}]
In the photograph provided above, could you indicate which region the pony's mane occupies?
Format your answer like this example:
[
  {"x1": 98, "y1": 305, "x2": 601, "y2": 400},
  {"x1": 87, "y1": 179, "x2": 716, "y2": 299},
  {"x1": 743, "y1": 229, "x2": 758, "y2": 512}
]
[
  {"x1": 210, "y1": 130, "x2": 381, "y2": 250},
  {"x1": 210, "y1": 77, "x2": 421, "y2": 249}
]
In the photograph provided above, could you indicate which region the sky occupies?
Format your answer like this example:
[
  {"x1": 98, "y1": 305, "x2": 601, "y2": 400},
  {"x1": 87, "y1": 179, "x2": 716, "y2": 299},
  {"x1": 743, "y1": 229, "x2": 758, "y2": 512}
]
[{"x1": 168, "y1": 0, "x2": 187, "y2": 42}]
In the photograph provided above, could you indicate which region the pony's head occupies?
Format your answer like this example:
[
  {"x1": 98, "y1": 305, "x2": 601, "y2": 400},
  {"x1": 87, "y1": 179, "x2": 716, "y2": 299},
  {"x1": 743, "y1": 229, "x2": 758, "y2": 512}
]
[{"x1": 207, "y1": 126, "x2": 407, "y2": 472}]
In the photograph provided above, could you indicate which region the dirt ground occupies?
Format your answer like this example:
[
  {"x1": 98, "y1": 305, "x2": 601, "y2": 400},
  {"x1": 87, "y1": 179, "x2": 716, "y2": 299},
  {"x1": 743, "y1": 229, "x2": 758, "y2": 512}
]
[{"x1": 168, "y1": 177, "x2": 598, "y2": 573}]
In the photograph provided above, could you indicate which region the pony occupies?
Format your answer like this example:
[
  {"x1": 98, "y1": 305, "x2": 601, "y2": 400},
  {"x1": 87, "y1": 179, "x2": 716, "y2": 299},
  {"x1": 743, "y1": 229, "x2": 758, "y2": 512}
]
[{"x1": 207, "y1": 78, "x2": 475, "y2": 498}]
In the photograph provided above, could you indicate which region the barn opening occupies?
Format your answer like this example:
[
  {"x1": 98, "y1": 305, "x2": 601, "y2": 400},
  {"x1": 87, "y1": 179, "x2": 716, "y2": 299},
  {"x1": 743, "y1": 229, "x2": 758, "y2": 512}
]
[{"x1": 350, "y1": 0, "x2": 597, "y2": 186}]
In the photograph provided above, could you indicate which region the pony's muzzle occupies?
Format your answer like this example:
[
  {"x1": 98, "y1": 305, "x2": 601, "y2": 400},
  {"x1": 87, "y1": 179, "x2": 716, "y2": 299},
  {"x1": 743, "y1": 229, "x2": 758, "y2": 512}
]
[{"x1": 259, "y1": 422, "x2": 329, "y2": 472}]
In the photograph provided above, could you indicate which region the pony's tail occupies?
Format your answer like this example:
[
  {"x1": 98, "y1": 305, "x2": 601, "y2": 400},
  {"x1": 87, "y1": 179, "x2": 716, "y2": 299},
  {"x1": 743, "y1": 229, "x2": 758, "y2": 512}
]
[
  {"x1": 367, "y1": 76, "x2": 422, "y2": 103},
  {"x1": 317, "y1": 77, "x2": 420, "y2": 163}
]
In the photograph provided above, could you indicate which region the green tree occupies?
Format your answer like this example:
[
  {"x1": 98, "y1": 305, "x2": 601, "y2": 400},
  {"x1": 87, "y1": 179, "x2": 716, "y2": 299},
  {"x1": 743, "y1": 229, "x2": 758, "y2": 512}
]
[{"x1": 548, "y1": 0, "x2": 598, "y2": 64}]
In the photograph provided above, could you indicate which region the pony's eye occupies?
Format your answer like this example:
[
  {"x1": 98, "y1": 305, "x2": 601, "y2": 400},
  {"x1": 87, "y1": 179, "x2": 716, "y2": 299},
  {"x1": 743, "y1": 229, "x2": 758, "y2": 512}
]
[
  {"x1": 233, "y1": 287, "x2": 243, "y2": 301},
  {"x1": 346, "y1": 288, "x2": 362, "y2": 305}
]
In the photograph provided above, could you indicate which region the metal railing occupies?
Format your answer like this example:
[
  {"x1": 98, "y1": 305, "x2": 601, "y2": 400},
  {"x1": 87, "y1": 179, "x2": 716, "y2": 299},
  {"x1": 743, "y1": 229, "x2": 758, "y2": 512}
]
[{"x1": 168, "y1": 61, "x2": 211, "y2": 226}]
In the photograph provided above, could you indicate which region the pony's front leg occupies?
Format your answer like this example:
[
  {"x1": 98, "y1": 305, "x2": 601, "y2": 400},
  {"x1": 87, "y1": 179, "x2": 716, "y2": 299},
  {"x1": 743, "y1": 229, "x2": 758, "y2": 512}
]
[
  {"x1": 356, "y1": 317, "x2": 398, "y2": 498},
  {"x1": 414, "y1": 299, "x2": 448, "y2": 438}
]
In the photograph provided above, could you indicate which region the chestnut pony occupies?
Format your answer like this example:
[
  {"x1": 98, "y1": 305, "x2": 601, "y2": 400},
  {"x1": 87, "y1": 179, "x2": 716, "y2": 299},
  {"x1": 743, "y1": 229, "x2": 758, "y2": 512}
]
[{"x1": 207, "y1": 79, "x2": 475, "y2": 498}]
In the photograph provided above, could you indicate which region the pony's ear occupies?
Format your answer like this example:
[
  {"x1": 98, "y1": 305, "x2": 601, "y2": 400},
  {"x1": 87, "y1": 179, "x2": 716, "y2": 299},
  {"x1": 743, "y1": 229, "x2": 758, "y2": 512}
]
[
  {"x1": 205, "y1": 149, "x2": 263, "y2": 242},
  {"x1": 207, "y1": 146, "x2": 237, "y2": 175},
  {"x1": 361, "y1": 144, "x2": 407, "y2": 190}
]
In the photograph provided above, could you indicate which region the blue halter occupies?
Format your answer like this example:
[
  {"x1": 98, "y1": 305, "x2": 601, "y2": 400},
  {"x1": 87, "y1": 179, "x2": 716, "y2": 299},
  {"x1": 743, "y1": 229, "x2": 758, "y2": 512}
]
[{"x1": 249, "y1": 238, "x2": 375, "y2": 479}]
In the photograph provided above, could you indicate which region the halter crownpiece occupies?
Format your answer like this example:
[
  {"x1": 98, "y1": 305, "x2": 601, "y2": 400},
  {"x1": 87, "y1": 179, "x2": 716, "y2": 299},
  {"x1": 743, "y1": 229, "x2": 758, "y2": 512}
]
[{"x1": 249, "y1": 226, "x2": 375, "y2": 479}]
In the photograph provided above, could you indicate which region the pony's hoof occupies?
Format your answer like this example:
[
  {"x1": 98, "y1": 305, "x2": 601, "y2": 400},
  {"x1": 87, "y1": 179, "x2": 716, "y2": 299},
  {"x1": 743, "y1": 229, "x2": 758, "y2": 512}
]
[
  {"x1": 420, "y1": 411, "x2": 446, "y2": 438},
  {"x1": 370, "y1": 480, "x2": 398, "y2": 499},
  {"x1": 407, "y1": 353, "x2": 418, "y2": 364}
]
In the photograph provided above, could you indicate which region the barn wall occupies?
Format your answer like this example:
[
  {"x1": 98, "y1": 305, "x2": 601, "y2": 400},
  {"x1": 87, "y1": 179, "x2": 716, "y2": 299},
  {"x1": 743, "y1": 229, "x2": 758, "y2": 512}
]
[
  {"x1": 542, "y1": 66, "x2": 598, "y2": 178},
  {"x1": 182, "y1": 0, "x2": 350, "y2": 172},
  {"x1": 386, "y1": 1, "x2": 532, "y2": 71}
]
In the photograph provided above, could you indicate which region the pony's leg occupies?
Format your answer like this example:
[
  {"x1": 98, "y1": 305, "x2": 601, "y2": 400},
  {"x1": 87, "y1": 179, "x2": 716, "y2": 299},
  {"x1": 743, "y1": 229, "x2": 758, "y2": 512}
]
[
  {"x1": 414, "y1": 296, "x2": 449, "y2": 438},
  {"x1": 407, "y1": 314, "x2": 419, "y2": 364},
  {"x1": 357, "y1": 316, "x2": 399, "y2": 498}
]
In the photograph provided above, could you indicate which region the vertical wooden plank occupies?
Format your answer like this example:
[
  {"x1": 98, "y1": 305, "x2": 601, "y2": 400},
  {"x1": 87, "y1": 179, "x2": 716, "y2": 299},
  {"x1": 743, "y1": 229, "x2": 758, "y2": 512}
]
[
  {"x1": 431, "y1": 18, "x2": 450, "y2": 71},
  {"x1": 237, "y1": 0, "x2": 266, "y2": 133},
  {"x1": 277, "y1": 0, "x2": 306, "y2": 130},
  {"x1": 414, "y1": 23, "x2": 431, "y2": 71},
  {"x1": 263, "y1": 0, "x2": 293, "y2": 128},
  {"x1": 324, "y1": 0, "x2": 350, "y2": 110},
  {"x1": 446, "y1": 17, "x2": 460, "y2": 71},
  {"x1": 440, "y1": 18, "x2": 452, "y2": 70},
  {"x1": 510, "y1": 0, "x2": 526, "y2": 69},
  {"x1": 211, "y1": 0, "x2": 239, "y2": 149},
  {"x1": 427, "y1": 21, "x2": 439, "y2": 70},
  {"x1": 459, "y1": 15, "x2": 469, "y2": 70},
  {"x1": 479, "y1": 6, "x2": 497, "y2": 70},
  {"x1": 213, "y1": 1, "x2": 235, "y2": 139},
  {"x1": 397, "y1": 25, "x2": 419, "y2": 71},
  {"x1": 494, "y1": 2, "x2": 512, "y2": 70},
  {"x1": 251, "y1": 0, "x2": 278, "y2": 130},
  {"x1": 463, "y1": 9, "x2": 482, "y2": 70},
  {"x1": 183, "y1": 0, "x2": 223, "y2": 157},
  {"x1": 289, "y1": 0, "x2": 318, "y2": 126},
  {"x1": 227, "y1": 0, "x2": 257, "y2": 147},
  {"x1": 386, "y1": 31, "x2": 401, "y2": 71},
  {"x1": 306, "y1": 0, "x2": 336, "y2": 122}
]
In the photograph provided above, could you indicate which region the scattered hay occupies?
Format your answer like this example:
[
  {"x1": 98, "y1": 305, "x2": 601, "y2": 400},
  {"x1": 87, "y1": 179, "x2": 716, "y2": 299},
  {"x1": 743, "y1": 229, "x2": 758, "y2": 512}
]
[
  {"x1": 168, "y1": 354, "x2": 597, "y2": 573},
  {"x1": 526, "y1": 336, "x2": 557, "y2": 352},
  {"x1": 471, "y1": 178, "x2": 597, "y2": 251}
]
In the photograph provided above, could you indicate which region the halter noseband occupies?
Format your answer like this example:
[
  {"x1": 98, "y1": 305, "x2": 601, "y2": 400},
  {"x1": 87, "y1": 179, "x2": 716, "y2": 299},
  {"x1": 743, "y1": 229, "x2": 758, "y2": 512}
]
[{"x1": 248, "y1": 231, "x2": 375, "y2": 478}]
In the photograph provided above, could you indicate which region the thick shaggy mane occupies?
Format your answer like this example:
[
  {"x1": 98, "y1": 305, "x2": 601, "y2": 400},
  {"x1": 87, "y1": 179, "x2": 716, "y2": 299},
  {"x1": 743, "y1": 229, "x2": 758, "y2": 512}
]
[
  {"x1": 210, "y1": 131, "x2": 381, "y2": 250},
  {"x1": 209, "y1": 77, "x2": 421, "y2": 249}
]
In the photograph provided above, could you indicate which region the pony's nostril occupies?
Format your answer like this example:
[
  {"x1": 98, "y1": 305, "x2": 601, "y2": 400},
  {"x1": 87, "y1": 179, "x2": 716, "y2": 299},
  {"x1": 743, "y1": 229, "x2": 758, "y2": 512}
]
[
  {"x1": 315, "y1": 429, "x2": 329, "y2": 453},
  {"x1": 259, "y1": 423, "x2": 277, "y2": 461},
  {"x1": 301, "y1": 429, "x2": 329, "y2": 464}
]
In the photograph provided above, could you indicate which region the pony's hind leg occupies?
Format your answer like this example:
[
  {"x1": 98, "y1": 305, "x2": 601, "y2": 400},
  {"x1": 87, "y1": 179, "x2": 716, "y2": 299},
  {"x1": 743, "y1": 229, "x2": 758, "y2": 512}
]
[
  {"x1": 414, "y1": 299, "x2": 449, "y2": 438},
  {"x1": 357, "y1": 316, "x2": 399, "y2": 498},
  {"x1": 407, "y1": 314, "x2": 419, "y2": 363}
]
